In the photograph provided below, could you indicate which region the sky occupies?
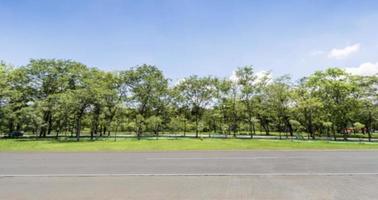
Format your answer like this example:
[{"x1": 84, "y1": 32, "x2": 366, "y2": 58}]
[{"x1": 1, "y1": 0, "x2": 378, "y2": 81}]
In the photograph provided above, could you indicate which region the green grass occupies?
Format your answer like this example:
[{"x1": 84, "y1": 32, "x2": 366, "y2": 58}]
[{"x1": 1, "y1": 138, "x2": 378, "y2": 152}]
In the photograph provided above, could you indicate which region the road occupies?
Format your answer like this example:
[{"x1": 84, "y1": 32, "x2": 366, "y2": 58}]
[{"x1": 1, "y1": 151, "x2": 378, "y2": 199}]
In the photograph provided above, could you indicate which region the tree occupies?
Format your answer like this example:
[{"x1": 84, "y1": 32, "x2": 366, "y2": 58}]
[
  {"x1": 267, "y1": 75, "x2": 294, "y2": 138},
  {"x1": 213, "y1": 77, "x2": 243, "y2": 137},
  {"x1": 307, "y1": 68, "x2": 359, "y2": 140},
  {"x1": 0, "y1": 62, "x2": 9, "y2": 133},
  {"x1": 174, "y1": 76, "x2": 215, "y2": 138},
  {"x1": 64, "y1": 63, "x2": 93, "y2": 141},
  {"x1": 1, "y1": 57, "x2": 378, "y2": 142},
  {"x1": 101, "y1": 72, "x2": 124, "y2": 137},
  {"x1": 123, "y1": 65, "x2": 168, "y2": 139},
  {"x1": 146, "y1": 116, "x2": 163, "y2": 138},
  {"x1": 293, "y1": 78, "x2": 323, "y2": 139},
  {"x1": 234, "y1": 66, "x2": 258, "y2": 138},
  {"x1": 3, "y1": 67, "x2": 32, "y2": 133},
  {"x1": 25, "y1": 59, "x2": 91, "y2": 137},
  {"x1": 352, "y1": 75, "x2": 378, "y2": 141},
  {"x1": 253, "y1": 72, "x2": 272, "y2": 135},
  {"x1": 289, "y1": 119, "x2": 304, "y2": 139}
]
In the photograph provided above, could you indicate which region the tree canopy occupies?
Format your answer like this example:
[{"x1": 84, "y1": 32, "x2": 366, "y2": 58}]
[{"x1": 0, "y1": 59, "x2": 377, "y2": 141}]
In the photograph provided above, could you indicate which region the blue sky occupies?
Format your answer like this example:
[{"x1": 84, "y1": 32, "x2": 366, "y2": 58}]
[{"x1": 1, "y1": 0, "x2": 378, "y2": 80}]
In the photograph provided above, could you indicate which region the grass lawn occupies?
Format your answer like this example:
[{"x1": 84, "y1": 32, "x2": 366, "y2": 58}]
[{"x1": 1, "y1": 138, "x2": 378, "y2": 152}]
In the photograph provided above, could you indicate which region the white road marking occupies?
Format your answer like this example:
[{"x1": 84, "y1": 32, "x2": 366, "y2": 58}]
[
  {"x1": 1, "y1": 172, "x2": 378, "y2": 177},
  {"x1": 146, "y1": 156, "x2": 306, "y2": 160}
]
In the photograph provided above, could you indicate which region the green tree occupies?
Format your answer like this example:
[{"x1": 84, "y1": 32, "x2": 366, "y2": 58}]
[
  {"x1": 234, "y1": 66, "x2": 258, "y2": 138},
  {"x1": 293, "y1": 78, "x2": 323, "y2": 139},
  {"x1": 146, "y1": 116, "x2": 163, "y2": 138},
  {"x1": 307, "y1": 68, "x2": 359, "y2": 140},
  {"x1": 174, "y1": 76, "x2": 215, "y2": 138},
  {"x1": 267, "y1": 75, "x2": 294, "y2": 137},
  {"x1": 3, "y1": 67, "x2": 32, "y2": 133},
  {"x1": 351, "y1": 75, "x2": 378, "y2": 141},
  {"x1": 0, "y1": 62, "x2": 9, "y2": 133},
  {"x1": 123, "y1": 65, "x2": 168, "y2": 139}
]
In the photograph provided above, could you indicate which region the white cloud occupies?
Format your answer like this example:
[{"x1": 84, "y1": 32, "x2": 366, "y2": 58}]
[
  {"x1": 229, "y1": 70, "x2": 239, "y2": 83},
  {"x1": 328, "y1": 43, "x2": 360, "y2": 59},
  {"x1": 229, "y1": 70, "x2": 272, "y2": 84},
  {"x1": 255, "y1": 71, "x2": 272, "y2": 84},
  {"x1": 345, "y1": 62, "x2": 378, "y2": 76},
  {"x1": 172, "y1": 78, "x2": 185, "y2": 86}
]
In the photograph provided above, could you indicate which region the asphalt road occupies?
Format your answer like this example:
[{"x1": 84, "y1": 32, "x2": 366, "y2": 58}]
[{"x1": 1, "y1": 151, "x2": 378, "y2": 200}]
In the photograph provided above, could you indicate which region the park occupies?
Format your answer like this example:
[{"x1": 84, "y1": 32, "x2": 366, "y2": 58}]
[
  {"x1": 1, "y1": 0, "x2": 378, "y2": 199},
  {"x1": 1, "y1": 59, "x2": 378, "y2": 200}
]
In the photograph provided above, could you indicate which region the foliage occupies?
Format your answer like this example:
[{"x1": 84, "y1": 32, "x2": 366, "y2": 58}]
[{"x1": 0, "y1": 59, "x2": 377, "y2": 142}]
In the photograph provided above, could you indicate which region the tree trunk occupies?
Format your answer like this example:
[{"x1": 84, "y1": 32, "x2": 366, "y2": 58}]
[
  {"x1": 8, "y1": 121, "x2": 14, "y2": 133},
  {"x1": 308, "y1": 112, "x2": 315, "y2": 140},
  {"x1": 284, "y1": 116, "x2": 293, "y2": 137},
  {"x1": 76, "y1": 107, "x2": 86, "y2": 142},
  {"x1": 195, "y1": 114, "x2": 199, "y2": 138},
  {"x1": 40, "y1": 111, "x2": 52, "y2": 137},
  {"x1": 183, "y1": 120, "x2": 186, "y2": 137},
  {"x1": 47, "y1": 113, "x2": 53, "y2": 135},
  {"x1": 137, "y1": 127, "x2": 141, "y2": 140},
  {"x1": 91, "y1": 104, "x2": 101, "y2": 140},
  {"x1": 136, "y1": 119, "x2": 143, "y2": 140},
  {"x1": 249, "y1": 121, "x2": 253, "y2": 139},
  {"x1": 55, "y1": 121, "x2": 61, "y2": 139},
  {"x1": 102, "y1": 126, "x2": 106, "y2": 137},
  {"x1": 56, "y1": 129, "x2": 60, "y2": 139},
  {"x1": 367, "y1": 111, "x2": 372, "y2": 142},
  {"x1": 258, "y1": 115, "x2": 269, "y2": 135},
  {"x1": 90, "y1": 131, "x2": 94, "y2": 140},
  {"x1": 252, "y1": 122, "x2": 256, "y2": 137},
  {"x1": 343, "y1": 128, "x2": 348, "y2": 141},
  {"x1": 76, "y1": 117, "x2": 81, "y2": 141}
]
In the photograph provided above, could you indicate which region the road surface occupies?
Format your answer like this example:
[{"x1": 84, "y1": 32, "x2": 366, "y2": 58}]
[{"x1": 1, "y1": 151, "x2": 378, "y2": 199}]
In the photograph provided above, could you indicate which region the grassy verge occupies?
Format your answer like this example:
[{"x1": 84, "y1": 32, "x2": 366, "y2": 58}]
[{"x1": 1, "y1": 138, "x2": 378, "y2": 152}]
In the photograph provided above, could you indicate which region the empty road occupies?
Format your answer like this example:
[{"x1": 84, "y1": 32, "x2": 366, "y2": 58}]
[{"x1": 1, "y1": 151, "x2": 378, "y2": 199}]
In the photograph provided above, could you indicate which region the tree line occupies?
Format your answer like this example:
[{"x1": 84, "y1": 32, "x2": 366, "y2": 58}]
[{"x1": 0, "y1": 59, "x2": 377, "y2": 141}]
